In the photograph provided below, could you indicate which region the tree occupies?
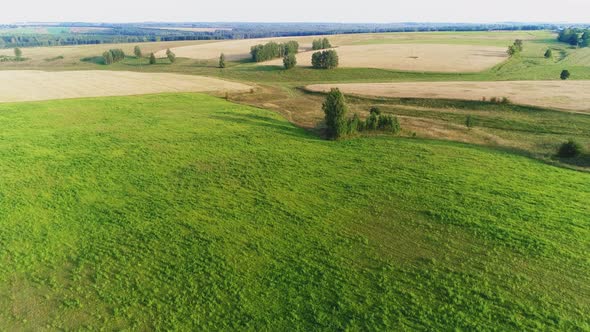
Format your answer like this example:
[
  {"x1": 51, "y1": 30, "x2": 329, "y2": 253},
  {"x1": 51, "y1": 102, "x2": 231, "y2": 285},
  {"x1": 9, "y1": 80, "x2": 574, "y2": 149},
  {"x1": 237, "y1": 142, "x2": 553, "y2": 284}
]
[
  {"x1": 134, "y1": 45, "x2": 142, "y2": 58},
  {"x1": 465, "y1": 115, "x2": 474, "y2": 128},
  {"x1": 507, "y1": 39, "x2": 523, "y2": 56},
  {"x1": 581, "y1": 31, "x2": 590, "y2": 47},
  {"x1": 14, "y1": 47, "x2": 22, "y2": 59},
  {"x1": 311, "y1": 50, "x2": 339, "y2": 69},
  {"x1": 312, "y1": 38, "x2": 331, "y2": 50},
  {"x1": 569, "y1": 33, "x2": 580, "y2": 46},
  {"x1": 166, "y1": 49, "x2": 176, "y2": 63},
  {"x1": 283, "y1": 53, "x2": 297, "y2": 69},
  {"x1": 544, "y1": 49, "x2": 553, "y2": 59},
  {"x1": 557, "y1": 139, "x2": 582, "y2": 158},
  {"x1": 514, "y1": 39, "x2": 523, "y2": 52},
  {"x1": 103, "y1": 51, "x2": 113, "y2": 65},
  {"x1": 560, "y1": 69, "x2": 570, "y2": 80},
  {"x1": 219, "y1": 53, "x2": 226, "y2": 68},
  {"x1": 322, "y1": 88, "x2": 348, "y2": 139},
  {"x1": 149, "y1": 53, "x2": 157, "y2": 65}
]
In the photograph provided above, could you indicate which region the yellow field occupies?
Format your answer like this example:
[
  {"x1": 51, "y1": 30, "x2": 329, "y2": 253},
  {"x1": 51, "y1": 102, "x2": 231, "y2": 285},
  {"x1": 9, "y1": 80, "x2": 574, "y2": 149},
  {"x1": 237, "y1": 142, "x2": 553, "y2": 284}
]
[
  {"x1": 261, "y1": 44, "x2": 508, "y2": 72},
  {"x1": 305, "y1": 81, "x2": 590, "y2": 112},
  {"x1": 0, "y1": 70, "x2": 251, "y2": 102},
  {"x1": 0, "y1": 40, "x2": 215, "y2": 66},
  {"x1": 148, "y1": 27, "x2": 233, "y2": 32}
]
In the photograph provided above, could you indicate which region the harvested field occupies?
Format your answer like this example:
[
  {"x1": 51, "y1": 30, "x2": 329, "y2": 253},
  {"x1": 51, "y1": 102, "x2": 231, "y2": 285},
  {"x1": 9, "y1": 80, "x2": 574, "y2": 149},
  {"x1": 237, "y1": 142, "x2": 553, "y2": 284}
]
[
  {"x1": 0, "y1": 70, "x2": 250, "y2": 102},
  {"x1": 306, "y1": 81, "x2": 590, "y2": 112},
  {"x1": 149, "y1": 27, "x2": 233, "y2": 32},
  {"x1": 262, "y1": 44, "x2": 508, "y2": 72}
]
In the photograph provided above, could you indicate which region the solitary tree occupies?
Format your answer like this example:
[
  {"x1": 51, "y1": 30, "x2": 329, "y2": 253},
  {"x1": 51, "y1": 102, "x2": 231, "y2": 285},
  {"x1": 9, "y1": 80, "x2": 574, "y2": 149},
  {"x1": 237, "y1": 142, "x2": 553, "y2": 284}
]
[
  {"x1": 544, "y1": 49, "x2": 553, "y2": 59},
  {"x1": 557, "y1": 139, "x2": 582, "y2": 158},
  {"x1": 14, "y1": 47, "x2": 22, "y2": 59},
  {"x1": 283, "y1": 53, "x2": 297, "y2": 69},
  {"x1": 560, "y1": 69, "x2": 571, "y2": 80},
  {"x1": 134, "y1": 45, "x2": 142, "y2": 58},
  {"x1": 219, "y1": 53, "x2": 226, "y2": 68},
  {"x1": 149, "y1": 53, "x2": 157, "y2": 65},
  {"x1": 311, "y1": 50, "x2": 339, "y2": 69},
  {"x1": 322, "y1": 88, "x2": 348, "y2": 139},
  {"x1": 166, "y1": 49, "x2": 176, "y2": 63},
  {"x1": 465, "y1": 115, "x2": 474, "y2": 129}
]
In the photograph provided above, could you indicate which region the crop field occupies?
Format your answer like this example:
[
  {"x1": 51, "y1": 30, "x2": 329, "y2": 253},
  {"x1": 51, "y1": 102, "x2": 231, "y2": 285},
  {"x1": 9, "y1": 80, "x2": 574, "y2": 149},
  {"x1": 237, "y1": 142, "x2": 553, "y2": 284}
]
[
  {"x1": 305, "y1": 80, "x2": 590, "y2": 112},
  {"x1": 262, "y1": 44, "x2": 508, "y2": 72},
  {"x1": 0, "y1": 70, "x2": 250, "y2": 102},
  {"x1": 148, "y1": 27, "x2": 233, "y2": 32},
  {"x1": 0, "y1": 93, "x2": 588, "y2": 330}
]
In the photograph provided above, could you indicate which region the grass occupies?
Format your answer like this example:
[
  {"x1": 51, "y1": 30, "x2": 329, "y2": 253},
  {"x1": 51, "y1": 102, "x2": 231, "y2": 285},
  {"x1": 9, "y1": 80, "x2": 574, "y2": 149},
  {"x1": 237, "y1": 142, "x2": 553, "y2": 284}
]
[{"x1": 0, "y1": 93, "x2": 588, "y2": 330}]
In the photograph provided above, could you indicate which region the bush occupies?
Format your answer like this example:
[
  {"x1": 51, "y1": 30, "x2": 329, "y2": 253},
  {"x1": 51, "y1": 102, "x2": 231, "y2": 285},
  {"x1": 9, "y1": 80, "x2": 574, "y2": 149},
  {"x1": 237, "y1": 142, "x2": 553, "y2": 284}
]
[
  {"x1": 377, "y1": 115, "x2": 400, "y2": 133},
  {"x1": 365, "y1": 112, "x2": 378, "y2": 131},
  {"x1": 557, "y1": 139, "x2": 582, "y2": 158},
  {"x1": 134, "y1": 45, "x2": 142, "y2": 58},
  {"x1": 311, "y1": 50, "x2": 339, "y2": 69},
  {"x1": 312, "y1": 38, "x2": 332, "y2": 50},
  {"x1": 347, "y1": 113, "x2": 361, "y2": 134},
  {"x1": 102, "y1": 51, "x2": 113, "y2": 65},
  {"x1": 561, "y1": 70, "x2": 570, "y2": 80},
  {"x1": 369, "y1": 107, "x2": 381, "y2": 116},
  {"x1": 14, "y1": 47, "x2": 22, "y2": 58},
  {"x1": 322, "y1": 88, "x2": 348, "y2": 139},
  {"x1": 544, "y1": 49, "x2": 552, "y2": 58},
  {"x1": 166, "y1": 49, "x2": 176, "y2": 63},
  {"x1": 219, "y1": 53, "x2": 226, "y2": 68},
  {"x1": 465, "y1": 115, "x2": 474, "y2": 128},
  {"x1": 283, "y1": 53, "x2": 297, "y2": 69},
  {"x1": 149, "y1": 53, "x2": 157, "y2": 65}
]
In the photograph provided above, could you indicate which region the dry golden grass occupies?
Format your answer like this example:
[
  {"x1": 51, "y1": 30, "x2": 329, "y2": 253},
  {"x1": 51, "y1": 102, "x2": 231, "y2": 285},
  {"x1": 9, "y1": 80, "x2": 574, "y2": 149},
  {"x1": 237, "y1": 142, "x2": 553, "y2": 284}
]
[
  {"x1": 148, "y1": 27, "x2": 233, "y2": 32},
  {"x1": 262, "y1": 44, "x2": 508, "y2": 72},
  {"x1": 306, "y1": 81, "x2": 590, "y2": 112},
  {"x1": 0, "y1": 70, "x2": 251, "y2": 102},
  {"x1": 0, "y1": 40, "x2": 215, "y2": 66}
]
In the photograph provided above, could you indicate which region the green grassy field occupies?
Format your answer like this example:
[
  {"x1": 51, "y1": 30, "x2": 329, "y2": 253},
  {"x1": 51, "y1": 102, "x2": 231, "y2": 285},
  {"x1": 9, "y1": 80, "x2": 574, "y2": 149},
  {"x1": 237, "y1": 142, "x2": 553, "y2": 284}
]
[{"x1": 0, "y1": 93, "x2": 588, "y2": 330}]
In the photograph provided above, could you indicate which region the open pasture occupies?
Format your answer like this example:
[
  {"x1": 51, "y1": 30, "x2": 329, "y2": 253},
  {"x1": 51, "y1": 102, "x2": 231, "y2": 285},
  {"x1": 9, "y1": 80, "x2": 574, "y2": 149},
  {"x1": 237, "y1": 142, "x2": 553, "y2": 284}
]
[
  {"x1": 0, "y1": 70, "x2": 250, "y2": 102},
  {"x1": 262, "y1": 44, "x2": 508, "y2": 72},
  {"x1": 306, "y1": 80, "x2": 590, "y2": 112}
]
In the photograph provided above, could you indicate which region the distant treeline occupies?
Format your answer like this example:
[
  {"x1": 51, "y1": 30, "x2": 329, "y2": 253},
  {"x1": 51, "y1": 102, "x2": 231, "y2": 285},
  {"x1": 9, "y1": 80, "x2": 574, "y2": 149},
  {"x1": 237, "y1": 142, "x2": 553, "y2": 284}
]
[{"x1": 1, "y1": 22, "x2": 587, "y2": 49}]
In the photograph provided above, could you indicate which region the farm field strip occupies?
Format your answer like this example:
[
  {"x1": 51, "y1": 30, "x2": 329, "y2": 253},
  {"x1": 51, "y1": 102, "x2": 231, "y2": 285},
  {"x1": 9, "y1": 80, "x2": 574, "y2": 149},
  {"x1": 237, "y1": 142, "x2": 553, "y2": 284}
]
[
  {"x1": 306, "y1": 80, "x2": 590, "y2": 112},
  {"x1": 0, "y1": 70, "x2": 251, "y2": 102}
]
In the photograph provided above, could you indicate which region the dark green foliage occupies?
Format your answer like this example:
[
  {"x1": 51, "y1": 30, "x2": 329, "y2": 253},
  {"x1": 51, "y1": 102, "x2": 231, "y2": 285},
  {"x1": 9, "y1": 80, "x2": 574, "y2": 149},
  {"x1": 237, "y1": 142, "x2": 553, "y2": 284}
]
[
  {"x1": 347, "y1": 113, "x2": 361, "y2": 134},
  {"x1": 370, "y1": 106, "x2": 381, "y2": 116},
  {"x1": 557, "y1": 28, "x2": 586, "y2": 46},
  {"x1": 365, "y1": 112, "x2": 378, "y2": 130},
  {"x1": 166, "y1": 49, "x2": 176, "y2": 63},
  {"x1": 102, "y1": 48, "x2": 125, "y2": 65},
  {"x1": 250, "y1": 41, "x2": 299, "y2": 62},
  {"x1": 322, "y1": 88, "x2": 348, "y2": 139},
  {"x1": 507, "y1": 39, "x2": 523, "y2": 56},
  {"x1": 283, "y1": 53, "x2": 297, "y2": 69},
  {"x1": 465, "y1": 114, "x2": 474, "y2": 128},
  {"x1": 561, "y1": 69, "x2": 570, "y2": 80},
  {"x1": 488, "y1": 97, "x2": 511, "y2": 105},
  {"x1": 377, "y1": 114, "x2": 401, "y2": 133},
  {"x1": 544, "y1": 49, "x2": 552, "y2": 59},
  {"x1": 14, "y1": 47, "x2": 22, "y2": 58},
  {"x1": 219, "y1": 53, "x2": 226, "y2": 68},
  {"x1": 557, "y1": 139, "x2": 582, "y2": 158},
  {"x1": 149, "y1": 53, "x2": 157, "y2": 65},
  {"x1": 312, "y1": 38, "x2": 332, "y2": 50},
  {"x1": 311, "y1": 50, "x2": 339, "y2": 69},
  {"x1": 134, "y1": 45, "x2": 142, "y2": 58},
  {"x1": 581, "y1": 31, "x2": 590, "y2": 47}
]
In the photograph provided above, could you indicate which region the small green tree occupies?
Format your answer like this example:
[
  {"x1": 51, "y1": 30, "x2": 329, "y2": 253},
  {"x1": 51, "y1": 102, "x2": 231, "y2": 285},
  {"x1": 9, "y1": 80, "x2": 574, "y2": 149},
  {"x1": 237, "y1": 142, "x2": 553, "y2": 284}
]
[
  {"x1": 311, "y1": 50, "x2": 339, "y2": 69},
  {"x1": 103, "y1": 51, "x2": 113, "y2": 65},
  {"x1": 557, "y1": 139, "x2": 582, "y2": 158},
  {"x1": 322, "y1": 88, "x2": 348, "y2": 139},
  {"x1": 219, "y1": 53, "x2": 226, "y2": 68},
  {"x1": 14, "y1": 47, "x2": 22, "y2": 59},
  {"x1": 166, "y1": 49, "x2": 176, "y2": 63},
  {"x1": 465, "y1": 115, "x2": 474, "y2": 128},
  {"x1": 544, "y1": 49, "x2": 553, "y2": 59},
  {"x1": 283, "y1": 53, "x2": 297, "y2": 69},
  {"x1": 134, "y1": 45, "x2": 142, "y2": 58},
  {"x1": 561, "y1": 69, "x2": 570, "y2": 80},
  {"x1": 149, "y1": 53, "x2": 157, "y2": 65}
]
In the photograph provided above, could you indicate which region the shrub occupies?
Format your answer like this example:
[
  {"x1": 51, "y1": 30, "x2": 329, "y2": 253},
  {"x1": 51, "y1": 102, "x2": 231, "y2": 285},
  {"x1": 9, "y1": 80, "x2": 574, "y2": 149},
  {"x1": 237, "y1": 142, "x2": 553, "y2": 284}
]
[
  {"x1": 311, "y1": 50, "x2": 339, "y2": 69},
  {"x1": 561, "y1": 70, "x2": 570, "y2": 80},
  {"x1": 370, "y1": 107, "x2": 381, "y2": 116},
  {"x1": 283, "y1": 53, "x2": 297, "y2": 69},
  {"x1": 365, "y1": 112, "x2": 378, "y2": 131},
  {"x1": 557, "y1": 139, "x2": 582, "y2": 158},
  {"x1": 166, "y1": 49, "x2": 176, "y2": 63},
  {"x1": 347, "y1": 113, "x2": 361, "y2": 134},
  {"x1": 219, "y1": 53, "x2": 226, "y2": 68},
  {"x1": 322, "y1": 88, "x2": 348, "y2": 139},
  {"x1": 149, "y1": 53, "x2": 157, "y2": 65},
  {"x1": 134, "y1": 45, "x2": 142, "y2": 58},
  {"x1": 465, "y1": 115, "x2": 474, "y2": 128},
  {"x1": 14, "y1": 47, "x2": 22, "y2": 58},
  {"x1": 544, "y1": 49, "x2": 552, "y2": 58},
  {"x1": 377, "y1": 115, "x2": 401, "y2": 133}
]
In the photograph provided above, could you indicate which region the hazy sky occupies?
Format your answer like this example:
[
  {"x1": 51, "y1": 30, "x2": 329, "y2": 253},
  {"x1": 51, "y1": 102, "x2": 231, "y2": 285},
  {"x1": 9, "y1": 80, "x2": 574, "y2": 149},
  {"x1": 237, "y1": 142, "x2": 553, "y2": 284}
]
[{"x1": 2, "y1": 0, "x2": 589, "y2": 23}]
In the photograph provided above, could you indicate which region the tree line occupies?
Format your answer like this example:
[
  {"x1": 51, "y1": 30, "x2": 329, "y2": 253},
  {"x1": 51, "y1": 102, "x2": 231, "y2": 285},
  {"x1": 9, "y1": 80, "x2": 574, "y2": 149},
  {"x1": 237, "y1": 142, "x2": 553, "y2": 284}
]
[
  {"x1": 557, "y1": 28, "x2": 590, "y2": 47},
  {"x1": 102, "y1": 49, "x2": 125, "y2": 65},
  {"x1": 312, "y1": 38, "x2": 332, "y2": 50},
  {"x1": 250, "y1": 41, "x2": 299, "y2": 62}
]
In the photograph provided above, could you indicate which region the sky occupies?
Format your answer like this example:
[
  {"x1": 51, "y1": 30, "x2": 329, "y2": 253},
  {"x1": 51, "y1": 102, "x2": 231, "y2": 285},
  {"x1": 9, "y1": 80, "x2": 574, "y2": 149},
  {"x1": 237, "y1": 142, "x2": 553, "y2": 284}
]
[{"x1": 1, "y1": 0, "x2": 589, "y2": 24}]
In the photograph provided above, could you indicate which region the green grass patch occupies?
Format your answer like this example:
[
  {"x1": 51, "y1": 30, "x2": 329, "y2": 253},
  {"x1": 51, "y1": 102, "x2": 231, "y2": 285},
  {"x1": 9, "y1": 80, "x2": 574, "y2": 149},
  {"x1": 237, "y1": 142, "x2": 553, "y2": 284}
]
[{"x1": 0, "y1": 93, "x2": 588, "y2": 330}]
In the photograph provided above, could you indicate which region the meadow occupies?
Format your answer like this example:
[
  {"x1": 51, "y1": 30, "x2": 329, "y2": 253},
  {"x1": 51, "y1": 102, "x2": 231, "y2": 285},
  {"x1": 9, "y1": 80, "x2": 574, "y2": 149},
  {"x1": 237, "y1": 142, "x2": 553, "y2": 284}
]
[{"x1": 0, "y1": 93, "x2": 588, "y2": 330}]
